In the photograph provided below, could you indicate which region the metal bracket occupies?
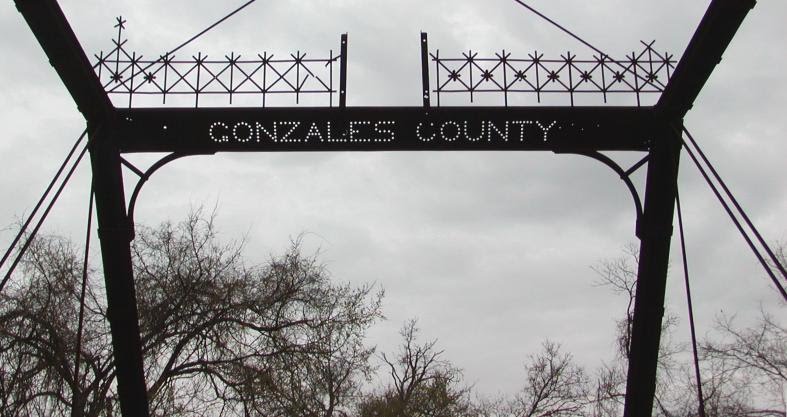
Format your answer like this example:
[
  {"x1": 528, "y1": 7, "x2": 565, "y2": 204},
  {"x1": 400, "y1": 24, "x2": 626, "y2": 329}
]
[
  {"x1": 120, "y1": 153, "x2": 209, "y2": 239},
  {"x1": 561, "y1": 151, "x2": 648, "y2": 227}
]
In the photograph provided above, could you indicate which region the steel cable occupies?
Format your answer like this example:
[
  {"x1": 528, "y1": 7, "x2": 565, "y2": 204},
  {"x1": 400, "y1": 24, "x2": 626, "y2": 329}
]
[
  {"x1": 682, "y1": 127, "x2": 787, "y2": 281},
  {"x1": 511, "y1": 0, "x2": 608, "y2": 57},
  {"x1": 2, "y1": 1, "x2": 260, "y2": 292},
  {"x1": 509, "y1": 0, "x2": 657, "y2": 85},
  {"x1": 136, "y1": 0, "x2": 260, "y2": 76},
  {"x1": 71, "y1": 182, "x2": 93, "y2": 417},
  {"x1": 678, "y1": 129, "x2": 787, "y2": 300},
  {"x1": 676, "y1": 190, "x2": 707, "y2": 417},
  {"x1": 0, "y1": 141, "x2": 89, "y2": 293},
  {"x1": 0, "y1": 129, "x2": 87, "y2": 272},
  {"x1": 167, "y1": 0, "x2": 259, "y2": 57},
  {"x1": 512, "y1": 0, "x2": 786, "y2": 292}
]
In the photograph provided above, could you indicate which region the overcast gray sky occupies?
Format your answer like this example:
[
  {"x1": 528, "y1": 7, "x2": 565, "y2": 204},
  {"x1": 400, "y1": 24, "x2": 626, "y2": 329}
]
[{"x1": 1, "y1": 0, "x2": 785, "y2": 396}]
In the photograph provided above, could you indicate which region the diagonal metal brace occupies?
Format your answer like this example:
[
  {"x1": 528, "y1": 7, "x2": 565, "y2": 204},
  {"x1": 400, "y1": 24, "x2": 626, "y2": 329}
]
[
  {"x1": 561, "y1": 151, "x2": 646, "y2": 227},
  {"x1": 124, "y1": 152, "x2": 213, "y2": 239}
]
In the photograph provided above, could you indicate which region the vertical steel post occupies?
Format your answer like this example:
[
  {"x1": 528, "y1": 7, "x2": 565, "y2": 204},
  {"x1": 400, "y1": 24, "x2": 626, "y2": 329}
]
[
  {"x1": 339, "y1": 34, "x2": 348, "y2": 108},
  {"x1": 420, "y1": 32, "x2": 431, "y2": 108},
  {"x1": 89, "y1": 124, "x2": 151, "y2": 417},
  {"x1": 623, "y1": 124, "x2": 681, "y2": 417}
]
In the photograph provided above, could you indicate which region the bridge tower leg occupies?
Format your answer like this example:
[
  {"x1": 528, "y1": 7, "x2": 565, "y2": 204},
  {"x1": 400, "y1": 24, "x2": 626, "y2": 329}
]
[
  {"x1": 89, "y1": 125, "x2": 151, "y2": 417},
  {"x1": 623, "y1": 125, "x2": 681, "y2": 416}
]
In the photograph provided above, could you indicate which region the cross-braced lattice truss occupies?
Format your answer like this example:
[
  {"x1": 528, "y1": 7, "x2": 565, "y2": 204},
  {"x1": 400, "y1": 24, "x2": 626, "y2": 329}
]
[
  {"x1": 94, "y1": 18, "x2": 344, "y2": 108},
  {"x1": 428, "y1": 41, "x2": 675, "y2": 106}
]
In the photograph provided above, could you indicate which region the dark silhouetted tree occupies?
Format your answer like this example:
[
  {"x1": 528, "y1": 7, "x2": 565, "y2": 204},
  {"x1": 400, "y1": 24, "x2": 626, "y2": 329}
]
[
  {"x1": 357, "y1": 320, "x2": 478, "y2": 417},
  {"x1": 0, "y1": 210, "x2": 383, "y2": 417},
  {"x1": 699, "y1": 310, "x2": 786, "y2": 416},
  {"x1": 592, "y1": 243, "x2": 786, "y2": 417},
  {"x1": 506, "y1": 340, "x2": 589, "y2": 417}
]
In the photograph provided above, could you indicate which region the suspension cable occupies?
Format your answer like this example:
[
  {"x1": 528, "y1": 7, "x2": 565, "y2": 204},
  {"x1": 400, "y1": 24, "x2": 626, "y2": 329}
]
[
  {"x1": 677, "y1": 128, "x2": 787, "y2": 300},
  {"x1": 511, "y1": 0, "x2": 785, "y2": 294},
  {"x1": 509, "y1": 0, "x2": 653, "y2": 83},
  {"x1": 4, "y1": 2, "x2": 259, "y2": 287},
  {"x1": 510, "y1": 0, "x2": 608, "y2": 57},
  {"x1": 0, "y1": 141, "x2": 89, "y2": 293},
  {"x1": 71, "y1": 182, "x2": 94, "y2": 417},
  {"x1": 683, "y1": 127, "x2": 787, "y2": 280},
  {"x1": 137, "y1": 0, "x2": 260, "y2": 76},
  {"x1": 676, "y1": 190, "x2": 707, "y2": 417},
  {"x1": 0, "y1": 129, "x2": 87, "y2": 272},
  {"x1": 167, "y1": 0, "x2": 259, "y2": 57}
]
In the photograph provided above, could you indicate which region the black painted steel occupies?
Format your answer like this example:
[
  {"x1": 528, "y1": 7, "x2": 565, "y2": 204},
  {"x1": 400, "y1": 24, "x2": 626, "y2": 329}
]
[
  {"x1": 125, "y1": 152, "x2": 208, "y2": 238},
  {"x1": 93, "y1": 19, "x2": 344, "y2": 108},
  {"x1": 623, "y1": 1, "x2": 756, "y2": 414},
  {"x1": 561, "y1": 151, "x2": 644, "y2": 225},
  {"x1": 114, "y1": 106, "x2": 656, "y2": 153},
  {"x1": 15, "y1": 0, "x2": 112, "y2": 121},
  {"x1": 428, "y1": 41, "x2": 674, "y2": 107},
  {"x1": 657, "y1": 0, "x2": 756, "y2": 118},
  {"x1": 421, "y1": 33, "x2": 431, "y2": 107},
  {"x1": 15, "y1": 2, "x2": 151, "y2": 416},
  {"x1": 88, "y1": 125, "x2": 151, "y2": 417},
  {"x1": 624, "y1": 126, "x2": 681, "y2": 417},
  {"x1": 340, "y1": 34, "x2": 348, "y2": 108}
]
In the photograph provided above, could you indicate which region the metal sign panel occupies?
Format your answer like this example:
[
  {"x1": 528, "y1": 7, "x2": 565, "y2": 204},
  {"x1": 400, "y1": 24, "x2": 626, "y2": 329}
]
[{"x1": 116, "y1": 106, "x2": 656, "y2": 153}]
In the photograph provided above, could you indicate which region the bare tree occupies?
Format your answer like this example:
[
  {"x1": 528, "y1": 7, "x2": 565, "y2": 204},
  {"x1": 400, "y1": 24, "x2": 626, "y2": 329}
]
[
  {"x1": 693, "y1": 239, "x2": 786, "y2": 416},
  {"x1": 700, "y1": 310, "x2": 786, "y2": 417},
  {"x1": 588, "y1": 362, "x2": 627, "y2": 417},
  {"x1": 0, "y1": 233, "x2": 109, "y2": 417},
  {"x1": 507, "y1": 340, "x2": 589, "y2": 417},
  {"x1": 592, "y1": 242, "x2": 787, "y2": 417},
  {"x1": 0, "y1": 210, "x2": 383, "y2": 417},
  {"x1": 591, "y1": 244, "x2": 692, "y2": 417},
  {"x1": 245, "y1": 282, "x2": 384, "y2": 417},
  {"x1": 358, "y1": 319, "x2": 476, "y2": 417},
  {"x1": 592, "y1": 243, "x2": 639, "y2": 361},
  {"x1": 382, "y1": 320, "x2": 446, "y2": 411}
]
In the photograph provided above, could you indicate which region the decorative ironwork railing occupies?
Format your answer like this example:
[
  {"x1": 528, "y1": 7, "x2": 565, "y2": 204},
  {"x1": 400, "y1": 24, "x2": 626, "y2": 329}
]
[
  {"x1": 93, "y1": 18, "x2": 346, "y2": 108},
  {"x1": 422, "y1": 33, "x2": 675, "y2": 107},
  {"x1": 94, "y1": 19, "x2": 673, "y2": 108}
]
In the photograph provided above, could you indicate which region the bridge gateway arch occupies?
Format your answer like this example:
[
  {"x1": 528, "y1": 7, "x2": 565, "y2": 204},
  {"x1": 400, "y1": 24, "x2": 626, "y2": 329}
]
[{"x1": 13, "y1": 0, "x2": 757, "y2": 415}]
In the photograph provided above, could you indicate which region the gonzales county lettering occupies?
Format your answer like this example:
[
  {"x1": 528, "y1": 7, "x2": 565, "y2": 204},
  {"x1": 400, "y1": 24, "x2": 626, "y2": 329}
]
[{"x1": 209, "y1": 119, "x2": 559, "y2": 144}]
